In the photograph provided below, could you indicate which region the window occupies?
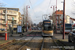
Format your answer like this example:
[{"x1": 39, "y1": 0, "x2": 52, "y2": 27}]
[
  {"x1": 14, "y1": 21, "x2": 16, "y2": 24},
  {"x1": 3, "y1": 10, "x2": 5, "y2": 13},
  {"x1": 60, "y1": 21, "x2": 62, "y2": 23},
  {"x1": 43, "y1": 23, "x2": 53, "y2": 30},
  {"x1": 57, "y1": 17, "x2": 58, "y2": 19}
]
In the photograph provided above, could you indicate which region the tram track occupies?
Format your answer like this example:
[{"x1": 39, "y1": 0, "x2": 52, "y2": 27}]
[
  {"x1": 40, "y1": 37, "x2": 60, "y2": 50},
  {"x1": 18, "y1": 32, "x2": 42, "y2": 50},
  {"x1": 0, "y1": 32, "x2": 38, "y2": 50},
  {"x1": 0, "y1": 32, "x2": 74, "y2": 50},
  {"x1": 18, "y1": 36, "x2": 35, "y2": 50}
]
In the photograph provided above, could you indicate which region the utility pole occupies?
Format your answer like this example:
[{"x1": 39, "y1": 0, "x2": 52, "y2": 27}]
[
  {"x1": 63, "y1": 0, "x2": 65, "y2": 39},
  {"x1": 56, "y1": 0, "x2": 57, "y2": 34},
  {"x1": 5, "y1": 8, "x2": 7, "y2": 40},
  {"x1": 51, "y1": 6, "x2": 56, "y2": 33}
]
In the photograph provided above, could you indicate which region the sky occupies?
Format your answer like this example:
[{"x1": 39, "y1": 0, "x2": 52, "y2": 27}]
[{"x1": 0, "y1": 0, "x2": 75, "y2": 24}]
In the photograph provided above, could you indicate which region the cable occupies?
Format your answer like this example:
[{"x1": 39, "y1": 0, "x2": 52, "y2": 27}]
[
  {"x1": 29, "y1": 0, "x2": 36, "y2": 16},
  {"x1": 46, "y1": 0, "x2": 51, "y2": 14}
]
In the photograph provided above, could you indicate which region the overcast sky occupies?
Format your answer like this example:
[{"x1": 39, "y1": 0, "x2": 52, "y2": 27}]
[{"x1": 0, "y1": 0, "x2": 75, "y2": 24}]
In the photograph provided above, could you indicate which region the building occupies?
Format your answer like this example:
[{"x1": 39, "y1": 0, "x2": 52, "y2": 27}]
[
  {"x1": 51, "y1": 10, "x2": 63, "y2": 28},
  {"x1": 70, "y1": 17, "x2": 75, "y2": 24},
  {"x1": 60, "y1": 15, "x2": 70, "y2": 24},
  {"x1": 0, "y1": 7, "x2": 21, "y2": 30},
  {"x1": 52, "y1": 10, "x2": 70, "y2": 27}
]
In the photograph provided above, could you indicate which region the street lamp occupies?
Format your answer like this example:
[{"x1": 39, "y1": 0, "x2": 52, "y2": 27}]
[
  {"x1": 50, "y1": 5, "x2": 57, "y2": 34},
  {"x1": 26, "y1": 5, "x2": 30, "y2": 32}
]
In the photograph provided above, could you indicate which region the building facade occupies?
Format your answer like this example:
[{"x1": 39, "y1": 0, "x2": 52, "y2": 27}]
[
  {"x1": 52, "y1": 10, "x2": 63, "y2": 28},
  {"x1": 51, "y1": 10, "x2": 71, "y2": 32},
  {"x1": 70, "y1": 17, "x2": 75, "y2": 24},
  {"x1": 0, "y1": 7, "x2": 20, "y2": 30}
]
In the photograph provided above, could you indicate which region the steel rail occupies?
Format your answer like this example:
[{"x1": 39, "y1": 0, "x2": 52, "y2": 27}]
[
  {"x1": 40, "y1": 37, "x2": 44, "y2": 50},
  {"x1": 0, "y1": 32, "x2": 32, "y2": 50},
  {"x1": 52, "y1": 37, "x2": 62, "y2": 50},
  {"x1": 18, "y1": 33, "x2": 36, "y2": 50}
]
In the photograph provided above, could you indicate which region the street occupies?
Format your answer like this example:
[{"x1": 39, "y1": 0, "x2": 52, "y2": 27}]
[{"x1": 0, "y1": 0, "x2": 75, "y2": 50}]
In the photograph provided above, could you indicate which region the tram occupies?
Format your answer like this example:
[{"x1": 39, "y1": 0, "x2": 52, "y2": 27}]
[{"x1": 42, "y1": 20, "x2": 54, "y2": 37}]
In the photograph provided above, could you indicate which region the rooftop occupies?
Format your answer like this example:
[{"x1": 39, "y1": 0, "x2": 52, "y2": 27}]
[
  {"x1": 55, "y1": 10, "x2": 63, "y2": 15},
  {"x1": 0, "y1": 7, "x2": 19, "y2": 11}
]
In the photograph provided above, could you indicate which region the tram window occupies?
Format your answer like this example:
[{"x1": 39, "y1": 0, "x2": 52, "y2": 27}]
[
  {"x1": 44, "y1": 25, "x2": 53, "y2": 30},
  {"x1": 44, "y1": 26, "x2": 52, "y2": 30}
]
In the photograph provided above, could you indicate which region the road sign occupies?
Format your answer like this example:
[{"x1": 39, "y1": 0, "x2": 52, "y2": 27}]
[{"x1": 17, "y1": 25, "x2": 22, "y2": 33}]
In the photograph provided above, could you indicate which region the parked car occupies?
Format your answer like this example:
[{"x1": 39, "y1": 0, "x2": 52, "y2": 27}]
[{"x1": 68, "y1": 27, "x2": 75, "y2": 42}]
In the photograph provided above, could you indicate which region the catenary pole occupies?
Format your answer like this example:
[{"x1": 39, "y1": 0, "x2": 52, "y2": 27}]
[
  {"x1": 56, "y1": 0, "x2": 57, "y2": 34},
  {"x1": 63, "y1": 0, "x2": 65, "y2": 39},
  {"x1": 5, "y1": 8, "x2": 7, "y2": 40}
]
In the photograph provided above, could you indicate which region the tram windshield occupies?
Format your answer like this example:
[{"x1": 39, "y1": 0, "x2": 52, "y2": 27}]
[
  {"x1": 43, "y1": 23, "x2": 53, "y2": 30},
  {"x1": 65, "y1": 24, "x2": 72, "y2": 30}
]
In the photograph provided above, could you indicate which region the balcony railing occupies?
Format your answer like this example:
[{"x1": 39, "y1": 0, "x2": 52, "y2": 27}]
[
  {"x1": 2, "y1": 12, "x2": 17, "y2": 16},
  {"x1": 8, "y1": 18, "x2": 17, "y2": 20}
]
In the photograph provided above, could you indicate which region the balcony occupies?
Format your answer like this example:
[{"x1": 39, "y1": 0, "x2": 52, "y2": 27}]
[
  {"x1": 0, "y1": 17, "x2": 5, "y2": 19},
  {"x1": 2, "y1": 12, "x2": 17, "y2": 16},
  {"x1": 0, "y1": 22, "x2": 6, "y2": 24},
  {"x1": 8, "y1": 18, "x2": 17, "y2": 20},
  {"x1": 13, "y1": 23, "x2": 18, "y2": 25}
]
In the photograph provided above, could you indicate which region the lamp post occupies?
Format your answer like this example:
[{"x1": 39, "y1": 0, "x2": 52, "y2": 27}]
[
  {"x1": 56, "y1": 0, "x2": 57, "y2": 34},
  {"x1": 26, "y1": 5, "x2": 30, "y2": 32},
  {"x1": 51, "y1": 5, "x2": 57, "y2": 33}
]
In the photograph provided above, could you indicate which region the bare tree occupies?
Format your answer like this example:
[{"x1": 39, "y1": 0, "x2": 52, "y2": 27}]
[
  {"x1": 22, "y1": 6, "x2": 33, "y2": 28},
  {"x1": 22, "y1": 6, "x2": 26, "y2": 26}
]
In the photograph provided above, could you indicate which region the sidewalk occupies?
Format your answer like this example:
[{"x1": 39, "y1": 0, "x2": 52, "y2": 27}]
[{"x1": 9, "y1": 31, "x2": 32, "y2": 37}]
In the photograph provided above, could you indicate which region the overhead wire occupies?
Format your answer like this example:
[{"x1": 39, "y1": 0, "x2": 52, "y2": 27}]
[
  {"x1": 29, "y1": 0, "x2": 38, "y2": 22},
  {"x1": 46, "y1": 0, "x2": 51, "y2": 14},
  {"x1": 45, "y1": 0, "x2": 51, "y2": 20},
  {"x1": 29, "y1": 0, "x2": 36, "y2": 16},
  {"x1": 71, "y1": 0, "x2": 75, "y2": 14}
]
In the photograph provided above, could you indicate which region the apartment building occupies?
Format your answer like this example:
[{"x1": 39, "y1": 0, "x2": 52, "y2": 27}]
[
  {"x1": 0, "y1": 7, "x2": 20, "y2": 30},
  {"x1": 51, "y1": 10, "x2": 71, "y2": 32},
  {"x1": 60, "y1": 15, "x2": 70, "y2": 24},
  {"x1": 52, "y1": 10, "x2": 63, "y2": 28},
  {"x1": 70, "y1": 17, "x2": 75, "y2": 24}
]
